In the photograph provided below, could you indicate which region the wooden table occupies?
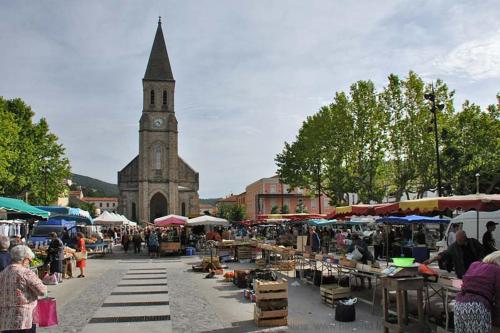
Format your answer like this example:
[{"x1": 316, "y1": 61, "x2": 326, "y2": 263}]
[{"x1": 382, "y1": 277, "x2": 424, "y2": 333}]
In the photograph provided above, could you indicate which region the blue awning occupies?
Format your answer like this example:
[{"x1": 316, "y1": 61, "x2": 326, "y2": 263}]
[{"x1": 376, "y1": 215, "x2": 450, "y2": 225}]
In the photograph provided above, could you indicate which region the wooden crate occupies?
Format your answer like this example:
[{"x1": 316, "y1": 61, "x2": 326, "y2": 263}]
[
  {"x1": 339, "y1": 258, "x2": 357, "y2": 268},
  {"x1": 254, "y1": 278, "x2": 288, "y2": 302},
  {"x1": 320, "y1": 284, "x2": 351, "y2": 306},
  {"x1": 237, "y1": 246, "x2": 253, "y2": 259},
  {"x1": 254, "y1": 314, "x2": 288, "y2": 327},
  {"x1": 272, "y1": 260, "x2": 295, "y2": 271},
  {"x1": 255, "y1": 259, "x2": 267, "y2": 269},
  {"x1": 254, "y1": 305, "x2": 288, "y2": 327},
  {"x1": 255, "y1": 278, "x2": 288, "y2": 293}
]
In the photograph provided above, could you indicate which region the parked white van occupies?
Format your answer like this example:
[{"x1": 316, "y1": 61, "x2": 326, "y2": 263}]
[{"x1": 437, "y1": 210, "x2": 500, "y2": 250}]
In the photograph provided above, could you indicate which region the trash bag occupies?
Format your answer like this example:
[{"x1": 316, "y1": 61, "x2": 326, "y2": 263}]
[{"x1": 335, "y1": 298, "x2": 357, "y2": 322}]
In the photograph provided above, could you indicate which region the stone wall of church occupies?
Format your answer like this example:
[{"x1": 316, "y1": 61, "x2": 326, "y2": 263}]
[{"x1": 179, "y1": 190, "x2": 199, "y2": 217}]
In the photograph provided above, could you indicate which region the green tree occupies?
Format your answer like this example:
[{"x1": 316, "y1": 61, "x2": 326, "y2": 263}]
[
  {"x1": 280, "y1": 204, "x2": 290, "y2": 214},
  {"x1": 347, "y1": 80, "x2": 388, "y2": 203},
  {"x1": 0, "y1": 97, "x2": 71, "y2": 204},
  {"x1": 441, "y1": 97, "x2": 500, "y2": 194},
  {"x1": 228, "y1": 204, "x2": 245, "y2": 222},
  {"x1": 217, "y1": 204, "x2": 230, "y2": 219},
  {"x1": 0, "y1": 100, "x2": 19, "y2": 191}
]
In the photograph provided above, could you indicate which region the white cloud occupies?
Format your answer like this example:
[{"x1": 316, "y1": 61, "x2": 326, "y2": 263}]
[{"x1": 434, "y1": 32, "x2": 500, "y2": 80}]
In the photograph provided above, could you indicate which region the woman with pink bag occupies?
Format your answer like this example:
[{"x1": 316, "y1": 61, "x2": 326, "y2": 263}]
[{"x1": 0, "y1": 245, "x2": 47, "y2": 333}]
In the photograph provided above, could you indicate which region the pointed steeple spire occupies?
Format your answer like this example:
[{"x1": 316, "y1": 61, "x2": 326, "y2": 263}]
[{"x1": 144, "y1": 17, "x2": 174, "y2": 81}]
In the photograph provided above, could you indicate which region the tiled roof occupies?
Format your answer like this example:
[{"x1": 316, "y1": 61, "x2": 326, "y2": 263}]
[{"x1": 81, "y1": 197, "x2": 118, "y2": 202}]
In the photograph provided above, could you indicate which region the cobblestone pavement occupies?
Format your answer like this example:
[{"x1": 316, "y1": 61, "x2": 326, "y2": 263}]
[{"x1": 39, "y1": 248, "x2": 429, "y2": 333}]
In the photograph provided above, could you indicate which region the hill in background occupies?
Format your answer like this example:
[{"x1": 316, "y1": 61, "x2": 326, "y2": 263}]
[
  {"x1": 71, "y1": 173, "x2": 119, "y2": 197},
  {"x1": 71, "y1": 173, "x2": 220, "y2": 203},
  {"x1": 199, "y1": 198, "x2": 220, "y2": 206}
]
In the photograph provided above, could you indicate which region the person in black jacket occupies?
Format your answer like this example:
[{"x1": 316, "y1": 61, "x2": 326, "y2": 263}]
[
  {"x1": 482, "y1": 221, "x2": 498, "y2": 255},
  {"x1": 424, "y1": 230, "x2": 484, "y2": 278},
  {"x1": 309, "y1": 227, "x2": 321, "y2": 253},
  {"x1": 45, "y1": 232, "x2": 65, "y2": 282}
]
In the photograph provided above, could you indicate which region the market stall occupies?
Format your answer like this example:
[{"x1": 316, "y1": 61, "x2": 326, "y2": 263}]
[
  {"x1": 154, "y1": 214, "x2": 187, "y2": 255},
  {"x1": 374, "y1": 194, "x2": 500, "y2": 238},
  {"x1": 376, "y1": 215, "x2": 450, "y2": 262}
]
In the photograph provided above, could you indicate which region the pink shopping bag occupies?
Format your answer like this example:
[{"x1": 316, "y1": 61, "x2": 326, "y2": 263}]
[{"x1": 37, "y1": 298, "x2": 58, "y2": 327}]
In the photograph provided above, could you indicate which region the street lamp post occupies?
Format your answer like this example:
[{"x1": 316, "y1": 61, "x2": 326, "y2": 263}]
[
  {"x1": 43, "y1": 157, "x2": 50, "y2": 206},
  {"x1": 475, "y1": 173, "x2": 480, "y2": 194},
  {"x1": 424, "y1": 88, "x2": 445, "y2": 197},
  {"x1": 475, "y1": 172, "x2": 480, "y2": 238}
]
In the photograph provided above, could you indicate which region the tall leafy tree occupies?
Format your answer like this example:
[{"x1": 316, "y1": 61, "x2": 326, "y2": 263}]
[
  {"x1": 348, "y1": 80, "x2": 388, "y2": 203},
  {"x1": 0, "y1": 97, "x2": 71, "y2": 204}
]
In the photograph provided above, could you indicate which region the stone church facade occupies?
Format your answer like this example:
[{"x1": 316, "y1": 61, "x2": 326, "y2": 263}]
[{"x1": 118, "y1": 19, "x2": 199, "y2": 223}]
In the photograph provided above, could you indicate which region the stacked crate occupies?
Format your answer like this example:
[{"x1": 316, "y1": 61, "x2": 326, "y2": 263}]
[
  {"x1": 255, "y1": 259, "x2": 267, "y2": 269},
  {"x1": 320, "y1": 284, "x2": 351, "y2": 307},
  {"x1": 237, "y1": 246, "x2": 253, "y2": 260},
  {"x1": 272, "y1": 260, "x2": 295, "y2": 271},
  {"x1": 254, "y1": 278, "x2": 288, "y2": 327}
]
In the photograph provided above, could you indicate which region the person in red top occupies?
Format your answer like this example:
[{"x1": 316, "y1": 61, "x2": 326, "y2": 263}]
[
  {"x1": 75, "y1": 232, "x2": 87, "y2": 278},
  {"x1": 454, "y1": 250, "x2": 500, "y2": 333}
]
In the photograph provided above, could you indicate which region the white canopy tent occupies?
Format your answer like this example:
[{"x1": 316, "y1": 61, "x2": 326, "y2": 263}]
[
  {"x1": 94, "y1": 211, "x2": 123, "y2": 225},
  {"x1": 188, "y1": 215, "x2": 230, "y2": 227}
]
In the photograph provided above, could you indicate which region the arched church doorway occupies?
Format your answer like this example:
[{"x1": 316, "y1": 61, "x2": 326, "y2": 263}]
[{"x1": 150, "y1": 192, "x2": 168, "y2": 222}]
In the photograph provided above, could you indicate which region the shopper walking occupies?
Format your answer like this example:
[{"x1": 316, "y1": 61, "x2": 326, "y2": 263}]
[
  {"x1": 133, "y1": 230, "x2": 142, "y2": 254},
  {"x1": 0, "y1": 245, "x2": 47, "y2": 333},
  {"x1": 0, "y1": 236, "x2": 11, "y2": 272},
  {"x1": 121, "y1": 231, "x2": 130, "y2": 253},
  {"x1": 45, "y1": 232, "x2": 64, "y2": 282},
  {"x1": 75, "y1": 232, "x2": 87, "y2": 278}
]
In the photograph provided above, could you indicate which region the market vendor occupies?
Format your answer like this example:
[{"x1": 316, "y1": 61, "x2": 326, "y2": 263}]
[
  {"x1": 424, "y1": 230, "x2": 484, "y2": 278},
  {"x1": 44, "y1": 232, "x2": 64, "y2": 283}
]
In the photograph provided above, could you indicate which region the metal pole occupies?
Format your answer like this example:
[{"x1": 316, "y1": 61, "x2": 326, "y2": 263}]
[
  {"x1": 44, "y1": 165, "x2": 48, "y2": 206},
  {"x1": 475, "y1": 173, "x2": 480, "y2": 194},
  {"x1": 476, "y1": 173, "x2": 480, "y2": 239},
  {"x1": 431, "y1": 102, "x2": 442, "y2": 197}
]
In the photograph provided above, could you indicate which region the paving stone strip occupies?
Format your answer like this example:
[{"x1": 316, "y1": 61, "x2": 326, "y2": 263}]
[{"x1": 42, "y1": 268, "x2": 125, "y2": 333}]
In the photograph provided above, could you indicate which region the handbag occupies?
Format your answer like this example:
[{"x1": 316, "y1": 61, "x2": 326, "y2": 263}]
[
  {"x1": 351, "y1": 247, "x2": 363, "y2": 261},
  {"x1": 74, "y1": 251, "x2": 87, "y2": 261},
  {"x1": 42, "y1": 273, "x2": 58, "y2": 285},
  {"x1": 37, "y1": 297, "x2": 59, "y2": 327}
]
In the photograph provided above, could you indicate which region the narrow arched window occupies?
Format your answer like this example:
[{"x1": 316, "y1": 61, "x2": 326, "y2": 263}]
[
  {"x1": 154, "y1": 145, "x2": 161, "y2": 170},
  {"x1": 181, "y1": 202, "x2": 186, "y2": 216},
  {"x1": 150, "y1": 90, "x2": 155, "y2": 104},
  {"x1": 163, "y1": 90, "x2": 167, "y2": 105},
  {"x1": 131, "y1": 202, "x2": 137, "y2": 221}
]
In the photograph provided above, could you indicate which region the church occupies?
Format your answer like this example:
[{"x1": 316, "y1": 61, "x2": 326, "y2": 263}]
[{"x1": 118, "y1": 19, "x2": 199, "y2": 223}]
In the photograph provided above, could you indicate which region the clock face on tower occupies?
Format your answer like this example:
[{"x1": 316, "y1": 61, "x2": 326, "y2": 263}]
[{"x1": 153, "y1": 117, "x2": 164, "y2": 128}]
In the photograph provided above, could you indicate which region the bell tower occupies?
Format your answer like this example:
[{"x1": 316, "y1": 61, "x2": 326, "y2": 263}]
[
  {"x1": 138, "y1": 17, "x2": 179, "y2": 222},
  {"x1": 118, "y1": 18, "x2": 199, "y2": 224}
]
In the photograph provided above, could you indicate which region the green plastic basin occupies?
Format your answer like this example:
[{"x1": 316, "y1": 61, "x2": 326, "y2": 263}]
[{"x1": 392, "y1": 257, "x2": 415, "y2": 267}]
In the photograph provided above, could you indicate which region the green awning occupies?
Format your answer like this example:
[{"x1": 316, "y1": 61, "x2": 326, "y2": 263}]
[{"x1": 0, "y1": 196, "x2": 50, "y2": 219}]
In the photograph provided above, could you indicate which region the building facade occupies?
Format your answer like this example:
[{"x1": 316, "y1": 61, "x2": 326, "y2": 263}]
[
  {"x1": 245, "y1": 176, "x2": 334, "y2": 220},
  {"x1": 81, "y1": 197, "x2": 118, "y2": 213},
  {"x1": 118, "y1": 19, "x2": 199, "y2": 223}
]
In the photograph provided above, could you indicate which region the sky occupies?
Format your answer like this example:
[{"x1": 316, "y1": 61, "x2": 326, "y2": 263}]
[{"x1": 1, "y1": 1, "x2": 499, "y2": 198}]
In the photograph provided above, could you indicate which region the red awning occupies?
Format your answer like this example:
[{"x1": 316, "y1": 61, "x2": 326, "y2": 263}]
[{"x1": 373, "y1": 194, "x2": 500, "y2": 216}]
